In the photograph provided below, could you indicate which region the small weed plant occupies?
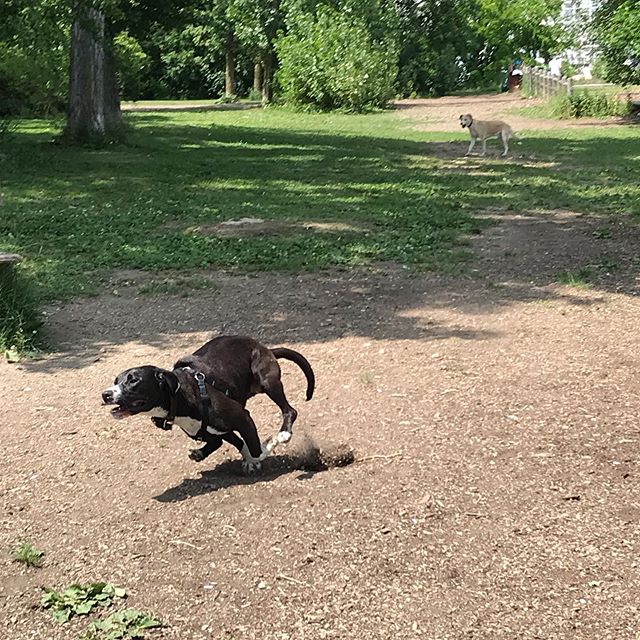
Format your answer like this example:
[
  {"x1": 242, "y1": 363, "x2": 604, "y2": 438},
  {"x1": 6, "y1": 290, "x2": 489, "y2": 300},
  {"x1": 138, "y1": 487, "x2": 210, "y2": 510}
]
[
  {"x1": 12, "y1": 542, "x2": 44, "y2": 567},
  {"x1": 80, "y1": 609, "x2": 162, "y2": 640},
  {"x1": 41, "y1": 583, "x2": 126, "y2": 623},
  {"x1": 557, "y1": 268, "x2": 593, "y2": 288}
]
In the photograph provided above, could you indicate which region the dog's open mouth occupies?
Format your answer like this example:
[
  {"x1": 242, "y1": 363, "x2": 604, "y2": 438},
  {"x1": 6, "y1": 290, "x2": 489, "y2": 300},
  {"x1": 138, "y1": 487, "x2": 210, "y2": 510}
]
[{"x1": 110, "y1": 406, "x2": 133, "y2": 419}]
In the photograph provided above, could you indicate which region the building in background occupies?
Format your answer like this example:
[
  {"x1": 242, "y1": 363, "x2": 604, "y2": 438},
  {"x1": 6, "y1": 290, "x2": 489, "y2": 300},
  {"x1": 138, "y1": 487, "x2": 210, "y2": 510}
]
[{"x1": 561, "y1": 0, "x2": 602, "y2": 67}]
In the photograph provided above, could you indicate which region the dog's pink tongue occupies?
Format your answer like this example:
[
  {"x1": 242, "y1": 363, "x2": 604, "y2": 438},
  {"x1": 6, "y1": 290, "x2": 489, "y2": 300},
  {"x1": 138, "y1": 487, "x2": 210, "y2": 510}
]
[{"x1": 110, "y1": 407, "x2": 132, "y2": 419}]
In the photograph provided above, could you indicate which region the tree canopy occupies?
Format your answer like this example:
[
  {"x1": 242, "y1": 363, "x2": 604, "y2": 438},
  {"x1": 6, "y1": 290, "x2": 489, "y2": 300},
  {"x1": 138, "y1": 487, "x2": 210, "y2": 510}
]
[
  {"x1": 0, "y1": 0, "x2": 573, "y2": 117},
  {"x1": 592, "y1": 0, "x2": 640, "y2": 85}
]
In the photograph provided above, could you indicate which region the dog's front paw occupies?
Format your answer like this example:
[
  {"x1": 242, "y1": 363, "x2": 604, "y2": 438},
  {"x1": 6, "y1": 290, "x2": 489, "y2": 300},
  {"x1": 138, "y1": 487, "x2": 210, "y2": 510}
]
[
  {"x1": 242, "y1": 459, "x2": 262, "y2": 475},
  {"x1": 189, "y1": 448, "x2": 206, "y2": 462},
  {"x1": 152, "y1": 417, "x2": 172, "y2": 431}
]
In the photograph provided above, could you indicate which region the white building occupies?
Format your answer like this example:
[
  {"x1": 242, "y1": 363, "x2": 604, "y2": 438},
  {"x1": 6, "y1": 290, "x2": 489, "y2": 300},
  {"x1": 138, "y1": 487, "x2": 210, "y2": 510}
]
[{"x1": 561, "y1": 0, "x2": 602, "y2": 66}]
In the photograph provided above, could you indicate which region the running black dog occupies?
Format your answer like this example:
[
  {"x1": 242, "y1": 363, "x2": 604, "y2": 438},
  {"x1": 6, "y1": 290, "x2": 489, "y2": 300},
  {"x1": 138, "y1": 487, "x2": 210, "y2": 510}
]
[{"x1": 102, "y1": 336, "x2": 315, "y2": 473}]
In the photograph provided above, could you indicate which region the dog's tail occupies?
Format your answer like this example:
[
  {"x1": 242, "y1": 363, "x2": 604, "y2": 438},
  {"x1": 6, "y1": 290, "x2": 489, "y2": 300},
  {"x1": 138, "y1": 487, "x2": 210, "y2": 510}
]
[{"x1": 271, "y1": 348, "x2": 315, "y2": 400}]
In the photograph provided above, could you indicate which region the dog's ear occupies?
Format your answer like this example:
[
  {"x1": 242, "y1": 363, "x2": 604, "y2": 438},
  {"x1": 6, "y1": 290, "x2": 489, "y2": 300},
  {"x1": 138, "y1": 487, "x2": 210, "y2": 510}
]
[{"x1": 155, "y1": 370, "x2": 180, "y2": 395}]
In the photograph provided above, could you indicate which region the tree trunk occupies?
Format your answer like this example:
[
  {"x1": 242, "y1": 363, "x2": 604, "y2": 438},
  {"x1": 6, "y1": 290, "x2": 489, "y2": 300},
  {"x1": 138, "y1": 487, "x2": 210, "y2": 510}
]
[
  {"x1": 66, "y1": 7, "x2": 121, "y2": 141},
  {"x1": 225, "y1": 45, "x2": 235, "y2": 97},
  {"x1": 261, "y1": 53, "x2": 273, "y2": 106},
  {"x1": 253, "y1": 62, "x2": 263, "y2": 94}
]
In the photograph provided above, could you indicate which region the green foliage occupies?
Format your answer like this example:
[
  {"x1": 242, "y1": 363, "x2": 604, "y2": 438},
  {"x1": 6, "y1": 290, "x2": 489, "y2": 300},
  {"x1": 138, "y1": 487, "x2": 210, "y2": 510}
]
[
  {"x1": 275, "y1": 6, "x2": 398, "y2": 111},
  {"x1": 592, "y1": 0, "x2": 640, "y2": 85},
  {"x1": 113, "y1": 31, "x2": 150, "y2": 100},
  {"x1": 394, "y1": 0, "x2": 474, "y2": 97},
  {"x1": 0, "y1": 0, "x2": 70, "y2": 114},
  {"x1": 41, "y1": 583, "x2": 126, "y2": 624},
  {"x1": 0, "y1": 0, "x2": 571, "y2": 109},
  {"x1": 590, "y1": 56, "x2": 608, "y2": 82},
  {"x1": 80, "y1": 609, "x2": 162, "y2": 640},
  {"x1": 551, "y1": 91, "x2": 631, "y2": 118},
  {"x1": 4, "y1": 111, "x2": 640, "y2": 300},
  {"x1": 560, "y1": 60, "x2": 577, "y2": 78},
  {"x1": 468, "y1": 0, "x2": 566, "y2": 84},
  {"x1": 0, "y1": 263, "x2": 41, "y2": 355},
  {"x1": 12, "y1": 541, "x2": 44, "y2": 567}
]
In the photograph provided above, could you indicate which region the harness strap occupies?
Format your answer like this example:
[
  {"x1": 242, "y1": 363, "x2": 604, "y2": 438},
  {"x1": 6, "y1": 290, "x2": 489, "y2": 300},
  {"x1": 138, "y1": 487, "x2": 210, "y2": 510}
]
[
  {"x1": 152, "y1": 366, "x2": 231, "y2": 434},
  {"x1": 193, "y1": 371, "x2": 211, "y2": 433}
]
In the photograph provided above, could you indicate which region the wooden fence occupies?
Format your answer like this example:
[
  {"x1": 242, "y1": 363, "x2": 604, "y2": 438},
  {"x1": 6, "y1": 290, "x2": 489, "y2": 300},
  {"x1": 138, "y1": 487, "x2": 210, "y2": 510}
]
[
  {"x1": 522, "y1": 65, "x2": 573, "y2": 98},
  {"x1": 522, "y1": 65, "x2": 619, "y2": 99}
]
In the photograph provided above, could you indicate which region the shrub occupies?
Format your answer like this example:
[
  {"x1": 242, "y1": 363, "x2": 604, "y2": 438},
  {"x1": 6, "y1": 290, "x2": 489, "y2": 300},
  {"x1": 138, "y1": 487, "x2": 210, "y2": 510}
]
[
  {"x1": 275, "y1": 8, "x2": 398, "y2": 112},
  {"x1": 551, "y1": 91, "x2": 631, "y2": 118},
  {"x1": 113, "y1": 32, "x2": 150, "y2": 101}
]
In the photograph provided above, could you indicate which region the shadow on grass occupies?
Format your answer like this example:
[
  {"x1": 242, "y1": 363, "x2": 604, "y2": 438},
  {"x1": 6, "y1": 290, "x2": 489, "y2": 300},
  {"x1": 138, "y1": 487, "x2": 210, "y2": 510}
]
[{"x1": 3, "y1": 112, "x2": 640, "y2": 371}]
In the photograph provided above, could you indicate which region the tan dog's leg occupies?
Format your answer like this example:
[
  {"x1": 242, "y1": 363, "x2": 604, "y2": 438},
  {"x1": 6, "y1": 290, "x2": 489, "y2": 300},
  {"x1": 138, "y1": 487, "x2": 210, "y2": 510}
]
[
  {"x1": 481, "y1": 137, "x2": 487, "y2": 157},
  {"x1": 501, "y1": 130, "x2": 509, "y2": 157},
  {"x1": 466, "y1": 137, "x2": 476, "y2": 156}
]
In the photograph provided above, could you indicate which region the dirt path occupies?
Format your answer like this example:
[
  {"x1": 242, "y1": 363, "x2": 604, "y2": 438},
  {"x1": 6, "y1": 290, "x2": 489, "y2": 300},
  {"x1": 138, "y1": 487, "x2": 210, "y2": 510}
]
[
  {"x1": 2, "y1": 99, "x2": 640, "y2": 640},
  {"x1": 395, "y1": 93, "x2": 624, "y2": 131}
]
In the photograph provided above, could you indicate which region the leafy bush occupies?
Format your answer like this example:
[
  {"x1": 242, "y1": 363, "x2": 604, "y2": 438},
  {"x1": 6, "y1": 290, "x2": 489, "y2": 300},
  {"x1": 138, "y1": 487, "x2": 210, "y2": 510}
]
[
  {"x1": 0, "y1": 42, "x2": 67, "y2": 115},
  {"x1": 551, "y1": 91, "x2": 631, "y2": 118},
  {"x1": 113, "y1": 32, "x2": 150, "y2": 101},
  {"x1": 275, "y1": 7, "x2": 398, "y2": 112},
  {"x1": 0, "y1": 263, "x2": 41, "y2": 357},
  {"x1": 41, "y1": 583, "x2": 126, "y2": 623},
  {"x1": 0, "y1": 2, "x2": 70, "y2": 115}
]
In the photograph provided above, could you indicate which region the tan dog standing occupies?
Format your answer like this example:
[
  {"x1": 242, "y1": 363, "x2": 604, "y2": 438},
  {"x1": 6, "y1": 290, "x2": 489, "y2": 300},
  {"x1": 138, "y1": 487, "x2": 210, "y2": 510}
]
[{"x1": 459, "y1": 113, "x2": 513, "y2": 157}]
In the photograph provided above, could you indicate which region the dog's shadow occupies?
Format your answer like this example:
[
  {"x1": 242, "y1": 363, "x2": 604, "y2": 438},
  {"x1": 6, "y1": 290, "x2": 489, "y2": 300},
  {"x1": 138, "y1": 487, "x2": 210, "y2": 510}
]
[{"x1": 153, "y1": 444, "x2": 355, "y2": 503}]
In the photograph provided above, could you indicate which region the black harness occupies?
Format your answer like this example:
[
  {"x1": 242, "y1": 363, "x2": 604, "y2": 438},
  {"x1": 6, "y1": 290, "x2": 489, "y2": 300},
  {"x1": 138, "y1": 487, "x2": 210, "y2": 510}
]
[{"x1": 152, "y1": 367, "x2": 232, "y2": 439}]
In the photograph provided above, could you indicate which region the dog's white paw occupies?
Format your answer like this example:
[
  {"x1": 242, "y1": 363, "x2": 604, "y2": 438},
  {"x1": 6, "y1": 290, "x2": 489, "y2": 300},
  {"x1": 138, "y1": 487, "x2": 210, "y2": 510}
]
[{"x1": 276, "y1": 430, "x2": 292, "y2": 444}]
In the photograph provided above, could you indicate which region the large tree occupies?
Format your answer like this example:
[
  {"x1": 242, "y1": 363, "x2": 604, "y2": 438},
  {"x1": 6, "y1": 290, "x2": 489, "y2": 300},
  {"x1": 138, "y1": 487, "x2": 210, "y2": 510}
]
[
  {"x1": 65, "y1": 4, "x2": 121, "y2": 141},
  {"x1": 228, "y1": 0, "x2": 284, "y2": 104},
  {"x1": 467, "y1": 0, "x2": 565, "y2": 81},
  {"x1": 592, "y1": 0, "x2": 640, "y2": 85}
]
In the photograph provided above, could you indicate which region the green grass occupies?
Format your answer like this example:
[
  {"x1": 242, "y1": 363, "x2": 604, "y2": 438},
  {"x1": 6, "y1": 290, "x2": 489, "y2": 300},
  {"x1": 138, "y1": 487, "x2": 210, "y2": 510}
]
[
  {"x1": 557, "y1": 267, "x2": 594, "y2": 288},
  {"x1": 12, "y1": 541, "x2": 44, "y2": 567},
  {"x1": 0, "y1": 264, "x2": 42, "y2": 354},
  {"x1": 1, "y1": 108, "x2": 640, "y2": 301}
]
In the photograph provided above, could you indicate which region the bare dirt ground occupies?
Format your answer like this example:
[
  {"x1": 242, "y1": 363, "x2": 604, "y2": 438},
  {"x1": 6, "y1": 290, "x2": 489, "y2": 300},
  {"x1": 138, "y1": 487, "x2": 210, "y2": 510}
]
[
  {"x1": 2, "y1": 99, "x2": 640, "y2": 640},
  {"x1": 395, "y1": 92, "x2": 625, "y2": 131}
]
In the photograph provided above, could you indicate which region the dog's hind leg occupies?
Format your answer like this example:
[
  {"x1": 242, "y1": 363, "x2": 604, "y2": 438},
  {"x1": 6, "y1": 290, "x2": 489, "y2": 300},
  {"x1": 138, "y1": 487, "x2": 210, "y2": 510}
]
[
  {"x1": 481, "y1": 137, "x2": 487, "y2": 156},
  {"x1": 501, "y1": 131, "x2": 510, "y2": 157},
  {"x1": 252, "y1": 350, "x2": 298, "y2": 445}
]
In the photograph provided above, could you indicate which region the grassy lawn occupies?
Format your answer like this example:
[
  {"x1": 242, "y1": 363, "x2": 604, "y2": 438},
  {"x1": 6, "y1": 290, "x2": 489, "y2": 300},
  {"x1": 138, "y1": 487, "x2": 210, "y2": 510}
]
[{"x1": 1, "y1": 108, "x2": 639, "y2": 301}]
